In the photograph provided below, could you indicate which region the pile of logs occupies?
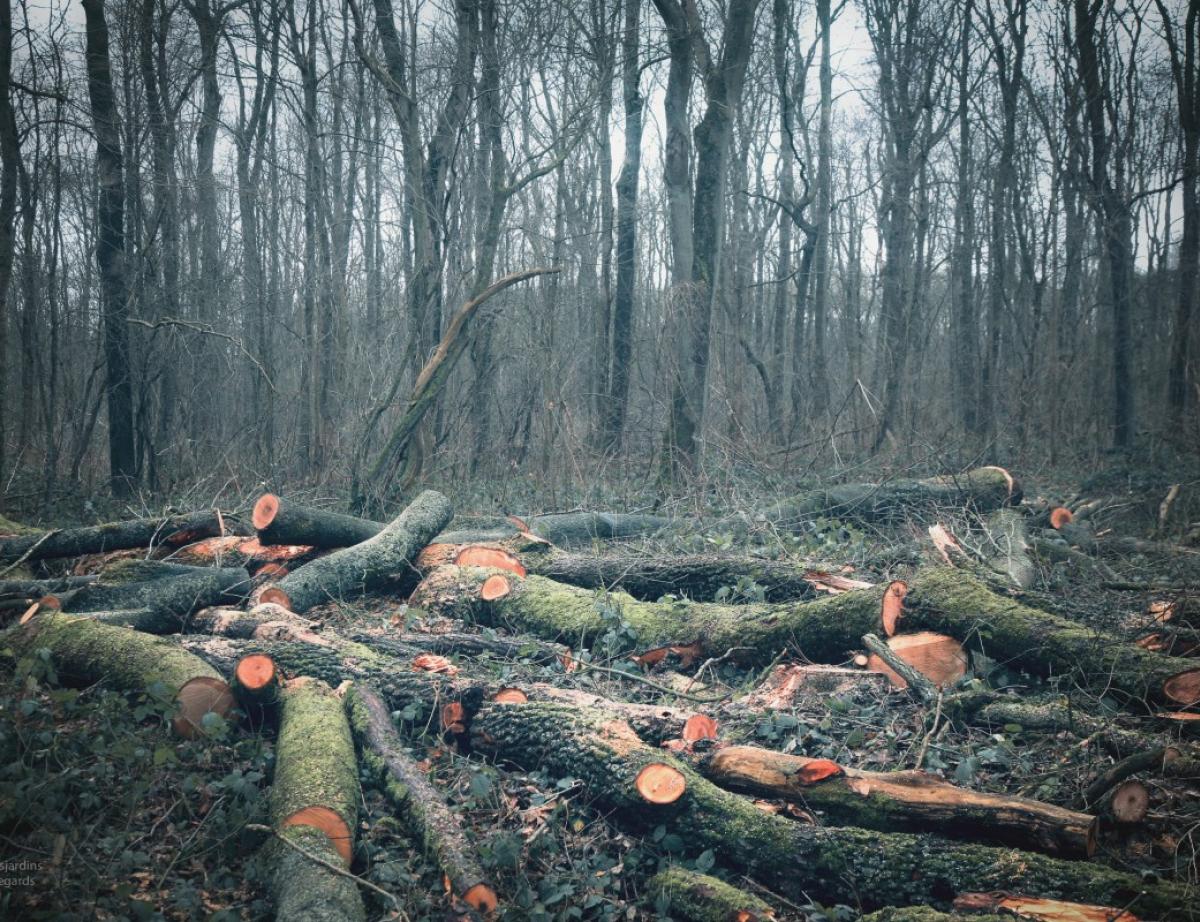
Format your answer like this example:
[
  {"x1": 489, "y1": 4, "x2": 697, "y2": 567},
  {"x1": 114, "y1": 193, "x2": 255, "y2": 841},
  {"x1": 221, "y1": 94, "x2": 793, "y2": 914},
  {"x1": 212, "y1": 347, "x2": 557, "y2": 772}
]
[{"x1": 2, "y1": 467, "x2": 1197, "y2": 920}]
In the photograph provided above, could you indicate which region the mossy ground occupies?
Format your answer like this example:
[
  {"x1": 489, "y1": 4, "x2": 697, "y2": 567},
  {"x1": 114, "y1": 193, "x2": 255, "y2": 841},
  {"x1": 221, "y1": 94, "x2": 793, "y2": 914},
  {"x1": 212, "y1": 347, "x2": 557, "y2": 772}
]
[{"x1": 2, "y1": 463, "x2": 1199, "y2": 919}]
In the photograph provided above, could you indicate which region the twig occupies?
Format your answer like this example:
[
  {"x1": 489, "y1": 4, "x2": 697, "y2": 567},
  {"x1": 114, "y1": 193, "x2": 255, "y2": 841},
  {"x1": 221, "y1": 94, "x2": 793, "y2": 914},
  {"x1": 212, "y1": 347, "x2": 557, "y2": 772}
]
[
  {"x1": 915, "y1": 692, "x2": 944, "y2": 771},
  {"x1": 246, "y1": 823, "x2": 407, "y2": 917},
  {"x1": 572, "y1": 659, "x2": 732, "y2": 704},
  {"x1": 685, "y1": 646, "x2": 751, "y2": 693},
  {"x1": 862, "y1": 632, "x2": 939, "y2": 704},
  {"x1": 128, "y1": 317, "x2": 277, "y2": 392},
  {"x1": 0, "y1": 530, "x2": 59, "y2": 577}
]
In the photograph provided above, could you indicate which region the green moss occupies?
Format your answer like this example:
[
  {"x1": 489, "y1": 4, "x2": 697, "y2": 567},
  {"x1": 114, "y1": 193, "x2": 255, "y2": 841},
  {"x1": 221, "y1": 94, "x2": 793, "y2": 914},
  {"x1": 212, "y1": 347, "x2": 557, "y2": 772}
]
[
  {"x1": 0, "y1": 513, "x2": 42, "y2": 536},
  {"x1": 646, "y1": 866, "x2": 774, "y2": 921},
  {"x1": 270, "y1": 679, "x2": 360, "y2": 842},
  {"x1": 265, "y1": 824, "x2": 365, "y2": 922}
]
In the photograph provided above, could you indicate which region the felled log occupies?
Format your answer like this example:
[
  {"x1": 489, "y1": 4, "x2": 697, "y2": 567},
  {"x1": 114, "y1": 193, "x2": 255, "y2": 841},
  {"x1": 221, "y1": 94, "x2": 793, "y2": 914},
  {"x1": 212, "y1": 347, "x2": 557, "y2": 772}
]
[
  {"x1": 645, "y1": 867, "x2": 775, "y2": 921},
  {"x1": 344, "y1": 683, "x2": 497, "y2": 913},
  {"x1": 861, "y1": 911, "x2": 1007, "y2": 922},
  {"x1": 757, "y1": 466, "x2": 1020, "y2": 530},
  {"x1": 178, "y1": 634, "x2": 472, "y2": 732},
  {"x1": 349, "y1": 629, "x2": 568, "y2": 666},
  {"x1": 260, "y1": 490, "x2": 452, "y2": 613},
  {"x1": 1081, "y1": 746, "x2": 1181, "y2": 810},
  {"x1": 953, "y1": 892, "x2": 1140, "y2": 922},
  {"x1": 468, "y1": 700, "x2": 1185, "y2": 915},
  {"x1": 264, "y1": 824, "x2": 365, "y2": 922},
  {"x1": 253, "y1": 494, "x2": 382, "y2": 549},
  {"x1": 4, "y1": 613, "x2": 233, "y2": 737},
  {"x1": 0, "y1": 510, "x2": 247, "y2": 563},
  {"x1": 412, "y1": 566, "x2": 1200, "y2": 707},
  {"x1": 0, "y1": 575, "x2": 96, "y2": 599},
  {"x1": 416, "y1": 539, "x2": 826, "y2": 602},
  {"x1": 167, "y1": 535, "x2": 318, "y2": 575},
  {"x1": 188, "y1": 603, "x2": 317, "y2": 640},
  {"x1": 518, "y1": 511, "x2": 671, "y2": 546},
  {"x1": 270, "y1": 677, "x2": 359, "y2": 867},
  {"x1": 863, "y1": 631, "x2": 965, "y2": 695},
  {"x1": 696, "y1": 745, "x2": 1097, "y2": 856},
  {"x1": 58, "y1": 566, "x2": 252, "y2": 633}
]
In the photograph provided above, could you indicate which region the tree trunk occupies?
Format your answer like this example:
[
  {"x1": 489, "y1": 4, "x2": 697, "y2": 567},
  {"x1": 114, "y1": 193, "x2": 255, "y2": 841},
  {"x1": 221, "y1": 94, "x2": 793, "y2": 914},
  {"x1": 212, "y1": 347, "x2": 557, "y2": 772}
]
[
  {"x1": 697, "y1": 744, "x2": 1096, "y2": 856},
  {"x1": 82, "y1": 0, "x2": 136, "y2": 494},
  {"x1": 468, "y1": 700, "x2": 1186, "y2": 915},
  {"x1": 0, "y1": 510, "x2": 247, "y2": 562},
  {"x1": 261, "y1": 490, "x2": 451, "y2": 613},
  {"x1": 5, "y1": 612, "x2": 233, "y2": 737},
  {"x1": 645, "y1": 867, "x2": 775, "y2": 922}
]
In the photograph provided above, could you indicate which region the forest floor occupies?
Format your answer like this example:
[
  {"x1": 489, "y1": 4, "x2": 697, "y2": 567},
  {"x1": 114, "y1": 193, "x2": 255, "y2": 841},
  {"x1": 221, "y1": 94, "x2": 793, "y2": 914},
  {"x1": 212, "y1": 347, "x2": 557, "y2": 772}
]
[{"x1": 1, "y1": 457, "x2": 1199, "y2": 921}]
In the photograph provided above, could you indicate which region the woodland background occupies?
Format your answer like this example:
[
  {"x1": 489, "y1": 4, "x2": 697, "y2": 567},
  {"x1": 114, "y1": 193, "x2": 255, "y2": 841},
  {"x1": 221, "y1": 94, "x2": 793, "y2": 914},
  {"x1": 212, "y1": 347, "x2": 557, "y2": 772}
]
[{"x1": 0, "y1": 0, "x2": 1196, "y2": 512}]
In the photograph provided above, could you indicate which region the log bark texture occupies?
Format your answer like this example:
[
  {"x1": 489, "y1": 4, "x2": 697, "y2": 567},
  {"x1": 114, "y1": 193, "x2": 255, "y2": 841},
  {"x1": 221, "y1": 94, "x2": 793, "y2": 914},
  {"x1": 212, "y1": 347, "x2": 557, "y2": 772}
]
[
  {"x1": 263, "y1": 490, "x2": 452, "y2": 613},
  {"x1": 468, "y1": 700, "x2": 1186, "y2": 914},
  {"x1": 253, "y1": 494, "x2": 382, "y2": 548},
  {"x1": 645, "y1": 867, "x2": 775, "y2": 921},
  {"x1": 264, "y1": 824, "x2": 366, "y2": 922},
  {"x1": 698, "y1": 745, "x2": 1097, "y2": 856},
  {"x1": 758, "y1": 467, "x2": 1020, "y2": 530},
  {"x1": 412, "y1": 565, "x2": 1200, "y2": 706},
  {"x1": 344, "y1": 683, "x2": 497, "y2": 912},
  {"x1": 4, "y1": 612, "x2": 233, "y2": 736},
  {"x1": 270, "y1": 677, "x2": 359, "y2": 867},
  {"x1": 60, "y1": 566, "x2": 252, "y2": 632},
  {"x1": 0, "y1": 510, "x2": 248, "y2": 562}
]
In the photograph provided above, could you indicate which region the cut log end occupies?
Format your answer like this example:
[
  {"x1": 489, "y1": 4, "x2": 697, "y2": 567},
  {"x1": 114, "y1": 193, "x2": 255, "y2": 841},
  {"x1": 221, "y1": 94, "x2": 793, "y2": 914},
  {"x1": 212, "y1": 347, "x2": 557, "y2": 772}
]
[
  {"x1": 236, "y1": 653, "x2": 277, "y2": 691},
  {"x1": 259, "y1": 587, "x2": 291, "y2": 609},
  {"x1": 254, "y1": 562, "x2": 290, "y2": 579},
  {"x1": 867, "y1": 631, "x2": 967, "y2": 689},
  {"x1": 19, "y1": 602, "x2": 39, "y2": 625},
  {"x1": 1050, "y1": 506, "x2": 1075, "y2": 529},
  {"x1": 281, "y1": 805, "x2": 354, "y2": 866},
  {"x1": 881, "y1": 580, "x2": 907, "y2": 636},
  {"x1": 172, "y1": 676, "x2": 234, "y2": 738},
  {"x1": 635, "y1": 762, "x2": 687, "y2": 804},
  {"x1": 253, "y1": 493, "x2": 281, "y2": 530},
  {"x1": 1110, "y1": 781, "x2": 1150, "y2": 823},
  {"x1": 462, "y1": 883, "x2": 499, "y2": 913},
  {"x1": 454, "y1": 546, "x2": 528, "y2": 578},
  {"x1": 681, "y1": 714, "x2": 718, "y2": 742},
  {"x1": 1162, "y1": 668, "x2": 1200, "y2": 706},
  {"x1": 480, "y1": 574, "x2": 512, "y2": 601},
  {"x1": 492, "y1": 687, "x2": 528, "y2": 704},
  {"x1": 441, "y1": 702, "x2": 466, "y2": 734}
]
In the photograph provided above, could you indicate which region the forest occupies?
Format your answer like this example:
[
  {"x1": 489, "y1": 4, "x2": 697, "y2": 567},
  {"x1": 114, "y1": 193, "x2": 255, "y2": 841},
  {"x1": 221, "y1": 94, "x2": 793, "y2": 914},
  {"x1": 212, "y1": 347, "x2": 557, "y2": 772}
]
[{"x1": 1, "y1": 0, "x2": 1199, "y2": 919}]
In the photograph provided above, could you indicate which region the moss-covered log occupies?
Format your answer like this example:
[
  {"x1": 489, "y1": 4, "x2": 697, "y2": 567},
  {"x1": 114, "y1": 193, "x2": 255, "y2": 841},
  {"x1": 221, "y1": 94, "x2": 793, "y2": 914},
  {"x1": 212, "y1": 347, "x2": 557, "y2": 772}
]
[
  {"x1": 344, "y1": 683, "x2": 497, "y2": 912},
  {"x1": 412, "y1": 566, "x2": 1200, "y2": 707},
  {"x1": 271, "y1": 677, "x2": 359, "y2": 867},
  {"x1": 697, "y1": 745, "x2": 1097, "y2": 856},
  {"x1": 58, "y1": 566, "x2": 252, "y2": 632},
  {"x1": 0, "y1": 575, "x2": 97, "y2": 599},
  {"x1": 757, "y1": 466, "x2": 1020, "y2": 530},
  {"x1": 263, "y1": 824, "x2": 366, "y2": 922},
  {"x1": 468, "y1": 701, "x2": 1187, "y2": 915},
  {"x1": 520, "y1": 511, "x2": 671, "y2": 546},
  {"x1": 3, "y1": 612, "x2": 233, "y2": 736},
  {"x1": 0, "y1": 510, "x2": 249, "y2": 562},
  {"x1": 261, "y1": 490, "x2": 451, "y2": 614},
  {"x1": 644, "y1": 867, "x2": 775, "y2": 921},
  {"x1": 178, "y1": 634, "x2": 471, "y2": 732},
  {"x1": 861, "y1": 911, "x2": 1007, "y2": 922}
]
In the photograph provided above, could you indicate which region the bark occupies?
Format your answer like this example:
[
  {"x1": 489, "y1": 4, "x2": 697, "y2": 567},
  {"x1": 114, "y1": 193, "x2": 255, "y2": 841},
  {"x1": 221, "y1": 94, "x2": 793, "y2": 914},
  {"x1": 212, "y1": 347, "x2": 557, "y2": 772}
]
[
  {"x1": 410, "y1": 565, "x2": 1200, "y2": 707},
  {"x1": 468, "y1": 701, "x2": 1187, "y2": 915},
  {"x1": 270, "y1": 677, "x2": 359, "y2": 868},
  {"x1": 264, "y1": 824, "x2": 365, "y2": 922},
  {"x1": 983, "y1": 507, "x2": 1035, "y2": 589},
  {"x1": 0, "y1": 576, "x2": 98, "y2": 599},
  {"x1": 413, "y1": 535, "x2": 822, "y2": 601},
  {"x1": 343, "y1": 683, "x2": 497, "y2": 912},
  {"x1": 59, "y1": 566, "x2": 252, "y2": 632},
  {"x1": 262, "y1": 490, "x2": 451, "y2": 613},
  {"x1": 0, "y1": 511, "x2": 248, "y2": 562},
  {"x1": 599, "y1": 0, "x2": 643, "y2": 454},
  {"x1": 698, "y1": 745, "x2": 1096, "y2": 856},
  {"x1": 82, "y1": 0, "x2": 136, "y2": 494},
  {"x1": 645, "y1": 867, "x2": 775, "y2": 922},
  {"x1": 757, "y1": 467, "x2": 1019, "y2": 530},
  {"x1": 520, "y1": 511, "x2": 670, "y2": 546},
  {"x1": 4, "y1": 612, "x2": 233, "y2": 736},
  {"x1": 0, "y1": 0, "x2": 16, "y2": 482},
  {"x1": 254, "y1": 494, "x2": 381, "y2": 547}
]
